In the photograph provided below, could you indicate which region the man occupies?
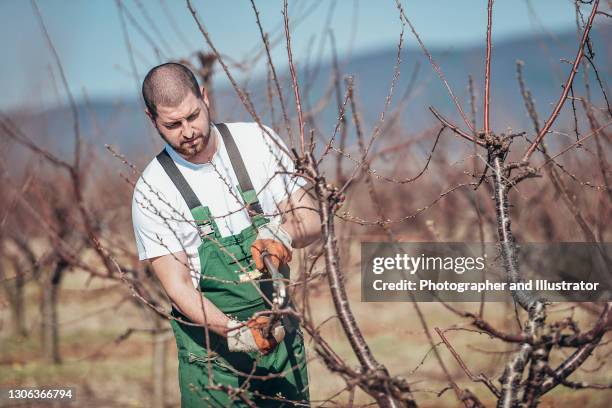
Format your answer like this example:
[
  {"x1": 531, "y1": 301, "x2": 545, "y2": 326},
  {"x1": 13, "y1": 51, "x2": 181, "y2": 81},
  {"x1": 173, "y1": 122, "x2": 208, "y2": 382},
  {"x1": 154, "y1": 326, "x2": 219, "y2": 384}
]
[{"x1": 131, "y1": 62, "x2": 319, "y2": 407}]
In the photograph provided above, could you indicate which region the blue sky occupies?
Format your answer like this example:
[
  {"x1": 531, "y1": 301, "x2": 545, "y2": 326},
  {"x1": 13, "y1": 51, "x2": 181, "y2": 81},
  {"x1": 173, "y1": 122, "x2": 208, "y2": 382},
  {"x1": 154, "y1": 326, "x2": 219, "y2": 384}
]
[{"x1": 0, "y1": 0, "x2": 588, "y2": 110}]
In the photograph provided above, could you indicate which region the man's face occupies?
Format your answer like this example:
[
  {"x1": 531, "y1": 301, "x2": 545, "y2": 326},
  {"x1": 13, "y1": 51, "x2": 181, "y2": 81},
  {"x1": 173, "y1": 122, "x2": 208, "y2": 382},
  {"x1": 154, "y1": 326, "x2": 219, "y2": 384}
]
[{"x1": 148, "y1": 90, "x2": 212, "y2": 159}]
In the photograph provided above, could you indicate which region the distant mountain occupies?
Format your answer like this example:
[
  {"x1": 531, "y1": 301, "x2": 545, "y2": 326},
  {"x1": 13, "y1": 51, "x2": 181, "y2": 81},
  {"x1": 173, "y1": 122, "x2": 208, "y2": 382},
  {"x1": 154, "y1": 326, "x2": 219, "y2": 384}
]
[
  {"x1": 296, "y1": 23, "x2": 610, "y2": 136},
  {"x1": 5, "y1": 24, "x2": 610, "y2": 166}
]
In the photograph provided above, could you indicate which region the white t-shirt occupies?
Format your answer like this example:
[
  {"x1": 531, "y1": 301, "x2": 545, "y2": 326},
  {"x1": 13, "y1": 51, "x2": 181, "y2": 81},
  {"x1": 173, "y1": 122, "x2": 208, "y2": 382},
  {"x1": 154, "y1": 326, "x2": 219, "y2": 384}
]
[{"x1": 131, "y1": 122, "x2": 306, "y2": 287}]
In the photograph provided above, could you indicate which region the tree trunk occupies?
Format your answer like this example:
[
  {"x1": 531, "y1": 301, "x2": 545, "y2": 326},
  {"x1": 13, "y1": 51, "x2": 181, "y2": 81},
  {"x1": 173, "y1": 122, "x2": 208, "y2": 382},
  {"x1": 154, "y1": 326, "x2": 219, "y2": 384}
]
[
  {"x1": 151, "y1": 318, "x2": 168, "y2": 408},
  {"x1": 2, "y1": 253, "x2": 29, "y2": 337},
  {"x1": 12, "y1": 271, "x2": 27, "y2": 337},
  {"x1": 40, "y1": 260, "x2": 66, "y2": 364}
]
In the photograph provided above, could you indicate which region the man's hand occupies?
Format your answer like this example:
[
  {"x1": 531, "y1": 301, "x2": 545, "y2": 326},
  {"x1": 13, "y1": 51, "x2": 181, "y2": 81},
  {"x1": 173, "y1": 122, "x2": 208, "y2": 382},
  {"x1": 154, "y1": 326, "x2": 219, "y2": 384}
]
[
  {"x1": 251, "y1": 218, "x2": 292, "y2": 271},
  {"x1": 226, "y1": 316, "x2": 285, "y2": 354}
]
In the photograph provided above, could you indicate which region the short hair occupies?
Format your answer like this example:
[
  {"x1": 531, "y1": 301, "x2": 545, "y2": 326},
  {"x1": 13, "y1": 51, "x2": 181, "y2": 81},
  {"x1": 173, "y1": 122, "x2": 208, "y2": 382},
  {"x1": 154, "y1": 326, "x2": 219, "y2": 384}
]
[{"x1": 142, "y1": 62, "x2": 202, "y2": 117}]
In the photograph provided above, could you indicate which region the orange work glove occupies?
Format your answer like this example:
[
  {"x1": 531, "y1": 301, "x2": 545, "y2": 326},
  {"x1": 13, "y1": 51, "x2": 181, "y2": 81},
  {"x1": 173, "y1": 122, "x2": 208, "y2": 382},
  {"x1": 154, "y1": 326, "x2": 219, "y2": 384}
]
[
  {"x1": 251, "y1": 218, "x2": 293, "y2": 271},
  {"x1": 226, "y1": 316, "x2": 285, "y2": 354},
  {"x1": 251, "y1": 239, "x2": 292, "y2": 271}
]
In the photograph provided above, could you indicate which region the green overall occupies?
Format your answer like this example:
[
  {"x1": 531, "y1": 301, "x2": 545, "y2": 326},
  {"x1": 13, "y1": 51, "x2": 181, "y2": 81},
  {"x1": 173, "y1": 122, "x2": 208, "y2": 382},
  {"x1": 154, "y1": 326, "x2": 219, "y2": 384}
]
[{"x1": 157, "y1": 123, "x2": 310, "y2": 407}]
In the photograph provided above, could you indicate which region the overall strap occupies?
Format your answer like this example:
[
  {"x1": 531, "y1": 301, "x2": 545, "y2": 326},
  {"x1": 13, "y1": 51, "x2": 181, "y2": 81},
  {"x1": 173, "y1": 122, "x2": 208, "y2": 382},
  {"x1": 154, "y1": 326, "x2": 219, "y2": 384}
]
[
  {"x1": 215, "y1": 123, "x2": 263, "y2": 216},
  {"x1": 156, "y1": 149, "x2": 202, "y2": 210}
]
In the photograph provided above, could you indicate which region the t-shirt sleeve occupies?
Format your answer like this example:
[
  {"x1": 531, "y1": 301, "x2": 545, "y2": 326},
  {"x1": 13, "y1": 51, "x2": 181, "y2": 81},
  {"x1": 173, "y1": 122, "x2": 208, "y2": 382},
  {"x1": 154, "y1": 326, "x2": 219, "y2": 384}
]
[
  {"x1": 131, "y1": 179, "x2": 186, "y2": 260},
  {"x1": 259, "y1": 125, "x2": 307, "y2": 207}
]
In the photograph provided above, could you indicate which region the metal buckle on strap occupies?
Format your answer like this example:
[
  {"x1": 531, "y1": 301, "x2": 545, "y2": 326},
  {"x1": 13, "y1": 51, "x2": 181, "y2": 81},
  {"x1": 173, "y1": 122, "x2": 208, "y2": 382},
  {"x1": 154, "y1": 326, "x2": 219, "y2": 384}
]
[
  {"x1": 197, "y1": 222, "x2": 215, "y2": 239},
  {"x1": 247, "y1": 201, "x2": 263, "y2": 217}
]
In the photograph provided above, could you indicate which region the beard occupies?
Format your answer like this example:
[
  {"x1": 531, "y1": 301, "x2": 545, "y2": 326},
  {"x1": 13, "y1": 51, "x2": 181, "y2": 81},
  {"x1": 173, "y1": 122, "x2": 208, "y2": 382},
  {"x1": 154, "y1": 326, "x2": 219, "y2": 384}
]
[
  {"x1": 175, "y1": 132, "x2": 205, "y2": 157},
  {"x1": 159, "y1": 122, "x2": 212, "y2": 159}
]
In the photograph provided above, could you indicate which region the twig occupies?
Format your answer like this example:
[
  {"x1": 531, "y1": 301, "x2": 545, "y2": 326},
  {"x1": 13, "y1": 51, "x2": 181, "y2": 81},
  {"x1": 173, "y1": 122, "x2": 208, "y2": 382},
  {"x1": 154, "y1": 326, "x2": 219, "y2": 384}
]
[{"x1": 523, "y1": 0, "x2": 600, "y2": 161}]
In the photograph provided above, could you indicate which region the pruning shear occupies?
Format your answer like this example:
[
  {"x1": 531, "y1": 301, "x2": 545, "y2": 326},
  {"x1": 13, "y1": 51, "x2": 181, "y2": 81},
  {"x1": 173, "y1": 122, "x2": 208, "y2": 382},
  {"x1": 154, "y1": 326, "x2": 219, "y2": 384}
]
[{"x1": 260, "y1": 249, "x2": 289, "y2": 337}]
